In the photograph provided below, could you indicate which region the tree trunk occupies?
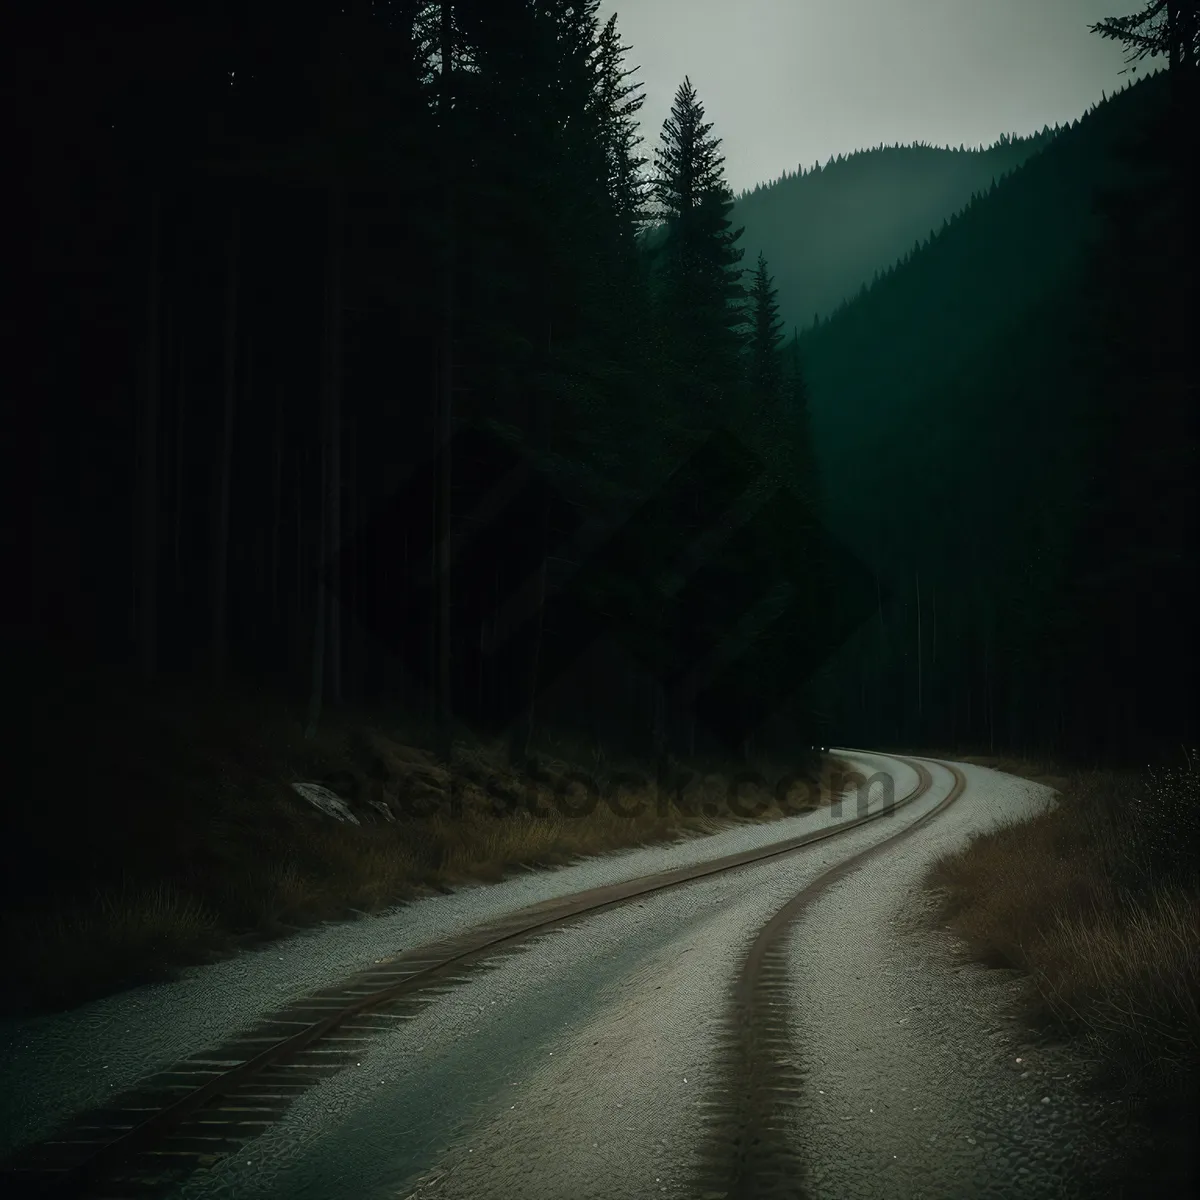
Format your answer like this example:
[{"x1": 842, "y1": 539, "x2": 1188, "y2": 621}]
[
  {"x1": 518, "y1": 549, "x2": 549, "y2": 761},
  {"x1": 984, "y1": 606, "x2": 995, "y2": 754},
  {"x1": 295, "y1": 448, "x2": 304, "y2": 643},
  {"x1": 245, "y1": 343, "x2": 265, "y2": 608},
  {"x1": 138, "y1": 190, "x2": 162, "y2": 681},
  {"x1": 875, "y1": 571, "x2": 887, "y2": 741},
  {"x1": 931, "y1": 582, "x2": 937, "y2": 669},
  {"x1": 860, "y1": 637, "x2": 867, "y2": 720},
  {"x1": 306, "y1": 443, "x2": 328, "y2": 740},
  {"x1": 915, "y1": 569, "x2": 922, "y2": 722},
  {"x1": 307, "y1": 186, "x2": 345, "y2": 735},
  {"x1": 173, "y1": 321, "x2": 187, "y2": 595},
  {"x1": 211, "y1": 206, "x2": 239, "y2": 686},
  {"x1": 344, "y1": 412, "x2": 357, "y2": 701},
  {"x1": 328, "y1": 187, "x2": 344, "y2": 707},
  {"x1": 271, "y1": 384, "x2": 283, "y2": 625},
  {"x1": 653, "y1": 679, "x2": 667, "y2": 764},
  {"x1": 511, "y1": 314, "x2": 553, "y2": 767},
  {"x1": 435, "y1": 0, "x2": 455, "y2": 762}
]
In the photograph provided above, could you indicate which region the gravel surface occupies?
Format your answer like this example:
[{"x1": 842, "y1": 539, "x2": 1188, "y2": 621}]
[
  {"x1": 166, "y1": 752, "x2": 944, "y2": 1200},
  {"x1": 6, "y1": 755, "x2": 1141, "y2": 1200},
  {"x1": 785, "y1": 759, "x2": 1147, "y2": 1199},
  {"x1": 0, "y1": 753, "x2": 905, "y2": 1160}
]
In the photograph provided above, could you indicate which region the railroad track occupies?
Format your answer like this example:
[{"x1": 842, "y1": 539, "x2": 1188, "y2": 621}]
[
  {"x1": 696, "y1": 754, "x2": 968, "y2": 1200},
  {"x1": 3, "y1": 752, "x2": 956, "y2": 1199}
]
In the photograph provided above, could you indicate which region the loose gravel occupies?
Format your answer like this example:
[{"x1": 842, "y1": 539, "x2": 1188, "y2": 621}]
[
  {"x1": 166, "y1": 753, "x2": 943, "y2": 1200},
  {"x1": 784, "y1": 760, "x2": 1147, "y2": 1199},
  {"x1": 7, "y1": 755, "x2": 1138, "y2": 1200},
  {"x1": 0, "y1": 753, "x2": 906, "y2": 1161}
]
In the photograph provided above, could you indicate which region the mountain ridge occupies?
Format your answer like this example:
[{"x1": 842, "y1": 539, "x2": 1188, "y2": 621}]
[{"x1": 726, "y1": 125, "x2": 1062, "y2": 333}]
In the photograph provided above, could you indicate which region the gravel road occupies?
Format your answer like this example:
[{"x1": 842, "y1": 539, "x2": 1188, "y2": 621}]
[
  {"x1": 2, "y1": 754, "x2": 1147, "y2": 1199},
  {"x1": 0, "y1": 752, "x2": 906, "y2": 1162},
  {"x1": 783, "y1": 759, "x2": 1146, "y2": 1200},
  {"x1": 167, "y1": 751, "x2": 936, "y2": 1200}
]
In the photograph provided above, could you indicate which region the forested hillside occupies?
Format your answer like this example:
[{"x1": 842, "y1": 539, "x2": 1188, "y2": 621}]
[
  {"x1": 8, "y1": 5, "x2": 1198, "y2": 1178},
  {"x1": 14, "y1": 0, "x2": 1195, "y2": 793},
  {"x1": 16, "y1": 0, "x2": 831, "y2": 784},
  {"x1": 794, "y1": 69, "x2": 1197, "y2": 761},
  {"x1": 7, "y1": 0, "x2": 1199, "y2": 1045},
  {"x1": 728, "y1": 129, "x2": 1059, "y2": 334}
]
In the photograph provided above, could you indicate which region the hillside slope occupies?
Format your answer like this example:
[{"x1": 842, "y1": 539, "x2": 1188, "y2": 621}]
[
  {"x1": 799, "y1": 72, "x2": 1172, "y2": 562},
  {"x1": 731, "y1": 128, "x2": 1058, "y2": 334},
  {"x1": 789, "y1": 69, "x2": 1194, "y2": 760}
]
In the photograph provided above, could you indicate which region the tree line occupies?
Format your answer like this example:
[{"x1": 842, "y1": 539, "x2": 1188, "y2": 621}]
[
  {"x1": 18, "y1": 1, "x2": 1195, "y2": 771},
  {"x1": 18, "y1": 1, "x2": 826, "y2": 768},
  {"x1": 794, "y1": 43, "x2": 1196, "y2": 763}
]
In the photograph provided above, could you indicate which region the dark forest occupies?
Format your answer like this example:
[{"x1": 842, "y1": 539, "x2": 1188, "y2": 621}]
[
  {"x1": 15, "y1": 2, "x2": 1196, "y2": 772},
  {"x1": 5, "y1": 3, "x2": 1200, "y2": 1196}
]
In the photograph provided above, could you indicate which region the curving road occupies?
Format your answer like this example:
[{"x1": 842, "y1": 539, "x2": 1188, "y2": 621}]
[{"x1": 1, "y1": 754, "x2": 1145, "y2": 1199}]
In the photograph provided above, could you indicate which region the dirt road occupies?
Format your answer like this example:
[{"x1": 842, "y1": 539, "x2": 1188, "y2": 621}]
[{"x1": 1, "y1": 754, "x2": 1143, "y2": 1199}]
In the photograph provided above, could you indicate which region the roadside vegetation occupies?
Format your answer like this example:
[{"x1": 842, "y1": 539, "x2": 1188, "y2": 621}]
[
  {"x1": 8, "y1": 666, "x2": 834, "y2": 1018},
  {"x1": 926, "y1": 752, "x2": 1200, "y2": 1187}
]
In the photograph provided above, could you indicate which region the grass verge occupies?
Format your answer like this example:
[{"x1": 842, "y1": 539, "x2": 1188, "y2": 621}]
[
  {"x1": 9, "y1": 667, "x2": 838, "y2": 1017},
  {"x1": 925, "y1": 753, "x2": 1200, "y2": 1193}
]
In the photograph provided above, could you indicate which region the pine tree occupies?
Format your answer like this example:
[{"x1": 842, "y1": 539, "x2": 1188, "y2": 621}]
[
  {"x1": 592, "y1": 13, "x2": 651, "y2": 237},
  {"x1": 1091, "y1": 2, "x2": 1199, "y2": 75},
  {"x1": 565, "y1": 7, "x2": 667, "y2": 495},
  {"x1": 745, "y1": 251, "x2": 786, "y2": 421},
  {"x1": 651, "y1": 76, "x2": 746, "y2": 426},
  {"x1": 775, "y1": 327, "x2": 819, "y2": 513}
]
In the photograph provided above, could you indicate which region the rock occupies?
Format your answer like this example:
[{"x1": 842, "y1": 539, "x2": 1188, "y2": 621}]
[{"x1": 291, "y1": 782, "x2": 360, "y2": 824}]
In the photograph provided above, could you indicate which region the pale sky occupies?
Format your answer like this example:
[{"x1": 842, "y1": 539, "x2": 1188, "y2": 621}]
[{"x1": 598, "y1": 0, "x2": 1136, "y2": 195}]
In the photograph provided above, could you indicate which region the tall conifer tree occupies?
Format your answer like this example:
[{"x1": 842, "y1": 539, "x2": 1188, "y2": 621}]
[
  {"x1": 651, "y1": 77, "x2": 746, "y2": 426},
  {"x1": 746, "y1": 251, "x2": 786, "y2": 417}
]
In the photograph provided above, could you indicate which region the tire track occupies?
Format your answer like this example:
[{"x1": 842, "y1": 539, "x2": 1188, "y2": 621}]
[
  {"x1": 2, "y1": 754, "x2": 934, "y2": 1200},
  {"x1": 695, "y1": 755, "x2": 967, "y2": 1200}
]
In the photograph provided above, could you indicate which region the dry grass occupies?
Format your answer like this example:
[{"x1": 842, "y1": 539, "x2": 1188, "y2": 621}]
[
  {"x1": 1033, "y1": 886, "x2": 1200, "y2": 1082},
  {"x1": 927, "y1": 758, "x2": 1200, "y2": 1094},
  {"x1": 9, "y1": 671, "x2": 833, "y2": 1015}
]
